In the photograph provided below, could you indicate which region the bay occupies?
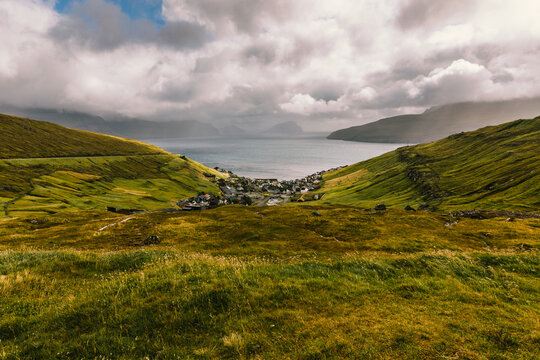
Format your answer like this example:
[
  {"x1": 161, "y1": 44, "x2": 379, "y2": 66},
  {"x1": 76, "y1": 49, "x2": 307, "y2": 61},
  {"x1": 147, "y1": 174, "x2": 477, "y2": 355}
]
[{"x1": 145, "y1": 135, "x2": 407, "y2": 180}]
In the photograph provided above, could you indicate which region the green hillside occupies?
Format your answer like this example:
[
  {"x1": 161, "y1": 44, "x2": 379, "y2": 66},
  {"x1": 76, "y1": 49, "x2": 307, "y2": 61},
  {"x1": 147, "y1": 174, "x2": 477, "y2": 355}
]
[
  {"x1": 0, "y1": 113, "x2": 168, "y2": 158},
  {"x1": 319, "y1": 117, "x2": 540, "y2": 211},
  {"x1": 327, "y1": 97, "x2": 540, "y2": 143},
  {"x1": 0, "y1": 114, "x2": 223, "y2": 217}
]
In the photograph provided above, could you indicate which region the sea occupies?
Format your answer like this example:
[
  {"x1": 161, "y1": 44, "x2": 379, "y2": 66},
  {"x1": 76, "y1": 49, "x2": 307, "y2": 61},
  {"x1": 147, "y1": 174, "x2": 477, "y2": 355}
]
[{"x1": 144, "y1": 134, "x2": 407, "y2": 180}]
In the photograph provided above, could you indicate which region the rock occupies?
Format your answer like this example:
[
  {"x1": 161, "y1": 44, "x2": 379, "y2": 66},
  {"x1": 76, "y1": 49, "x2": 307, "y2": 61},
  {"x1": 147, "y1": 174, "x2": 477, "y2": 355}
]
[
  {"x1": 404, "y1": 205, "x2": 416, "y2": 211},
  {"x1": 418, "y1": 204, "x2": 430, "y2": 211},
  {"x1": 312, "y1": 211, "x2": 322, "y2": 217},
  {"x1": 142, "y1": 235, "x2": 160, "y2": 245},
  {"x1": 374, "y1": 204, "x2": 387, "y2": 211},
  {"x1": 518, "y1": 243, "x2": 533, "y2": 251},
  {"x1": 505, "y1": 217, "x2": 515, "y2": 222}
]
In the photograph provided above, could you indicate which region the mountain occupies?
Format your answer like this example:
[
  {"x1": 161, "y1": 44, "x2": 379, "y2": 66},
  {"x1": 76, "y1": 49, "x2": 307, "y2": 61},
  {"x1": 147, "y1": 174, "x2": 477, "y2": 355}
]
[
  {"x1": 0, "y1": 114, "x2": 223, "y2": 217},
  {"x1": 263, "y1": 121, "x2": 303, "y2": 137},
  {"x1": 318, "y1": 117, "x2": 540, "y2": 211},
  {"x1": 0, "y1": 106, "x2": 219, "y2": 139},
  {"x1": 327, "y1": 97, "x2": 540, "y2": 143},
  {"x1": 219, "y1": 124, "x2": 248, "y2": 137}
]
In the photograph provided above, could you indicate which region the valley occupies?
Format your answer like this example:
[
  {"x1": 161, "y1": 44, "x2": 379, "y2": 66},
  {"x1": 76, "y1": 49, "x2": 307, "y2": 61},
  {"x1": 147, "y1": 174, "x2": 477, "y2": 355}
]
[{"x1": 0, "y1": 114, "x2": 538, "y2": 360}]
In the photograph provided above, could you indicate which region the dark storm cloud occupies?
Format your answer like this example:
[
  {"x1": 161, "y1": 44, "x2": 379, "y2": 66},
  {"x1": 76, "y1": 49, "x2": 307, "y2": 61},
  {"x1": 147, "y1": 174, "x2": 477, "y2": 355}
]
[
  {"x1": 50, "y1": 0, "x2": 212, "y2": 51},
  {"x1": 152, "y1": 82, "x2": 196, "y2": 103},
  {"x1": 166, "y1": 0, "x2": 293, "y2": 34},
  {"x1": 242, "y1": 44, "x2": 276, "y2": 64},
  {"x1": 151, "y1": 85, "x2": 289, "y2": 127},
  {"x1": 310, "y1": 86, "x2": 343, "y2": 102},
  {"x1": 396, "y1": 0, "x2": 475, "y2": 30}
]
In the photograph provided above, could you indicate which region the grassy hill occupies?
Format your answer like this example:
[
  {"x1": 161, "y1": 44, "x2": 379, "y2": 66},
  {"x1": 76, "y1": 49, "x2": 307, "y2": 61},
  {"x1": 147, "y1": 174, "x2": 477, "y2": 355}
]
[
  {"x1": 0, "y1": 206, "x2": 538, "y2": 359},
  {"x1": 327, "y1": 97, "x2": 540, "y2": 143},
  {"x1": 0, "y1": 114, "x2": 223, "y2": 217},
  {"x1": 0, "y1": 113, "x2": 166, "y2": 158},
  {"x1": 0, "y1": 107, "x2": 220, "y2": 140},
  {"x1": 319, "y1": 117, "x2": 540, "y2": 211}
]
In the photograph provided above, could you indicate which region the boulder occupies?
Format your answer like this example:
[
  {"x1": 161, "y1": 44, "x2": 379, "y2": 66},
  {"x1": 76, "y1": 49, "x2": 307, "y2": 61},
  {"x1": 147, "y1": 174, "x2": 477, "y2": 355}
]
[
  {"x1": 418, "y1": 204, "x2": 430, "y2": 211},
  {"x1": 374, "y1": 204, "x2": 387, "y2": 211},
  {"x1": 312, "y1": 211, "x2": 322, "y2": 217},
  {"x1": 142, "y1": 235, "x2": 161, "y2": 245}
]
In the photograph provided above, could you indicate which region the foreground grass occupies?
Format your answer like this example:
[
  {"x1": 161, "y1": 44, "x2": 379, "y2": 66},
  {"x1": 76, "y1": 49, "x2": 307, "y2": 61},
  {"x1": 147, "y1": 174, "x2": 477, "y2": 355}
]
[
  {"x1": 0, "y1": 206, "x2": 538, "y2": 359},
  {"x1": 0, "y1": 250, "x2": 538, "y2": 360}
]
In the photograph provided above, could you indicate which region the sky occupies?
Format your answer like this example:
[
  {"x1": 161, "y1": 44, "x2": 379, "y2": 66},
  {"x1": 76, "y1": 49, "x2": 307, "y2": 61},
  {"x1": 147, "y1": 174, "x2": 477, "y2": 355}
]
[{"x1": 1, "y1": 0, "x2": 540, "y2": 131}]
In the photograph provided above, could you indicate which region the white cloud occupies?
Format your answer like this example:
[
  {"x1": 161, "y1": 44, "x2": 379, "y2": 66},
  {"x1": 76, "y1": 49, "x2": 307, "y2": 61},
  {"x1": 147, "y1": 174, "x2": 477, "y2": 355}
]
[{"x1": 280, "y1": 93, "x2": 348, "y2": 116}]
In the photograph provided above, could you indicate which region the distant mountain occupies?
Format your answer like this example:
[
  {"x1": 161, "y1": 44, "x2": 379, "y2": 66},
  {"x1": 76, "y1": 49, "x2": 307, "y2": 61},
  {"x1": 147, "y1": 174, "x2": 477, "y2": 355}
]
[
  {"x1": 263, "y1": 121, "x2": 303, "y2": 137},
  {"x1": 0, "y1": 106, "x2": 219, "y2": 139},
  {"x1": 219, "y1": 124, "x2": 248, "y2": 137},
  {"x1": 327, "y1": 97, "x2": 540, "y2": 143},
  {"x1": 319, "y1": 116, "x2": 540, "y2": 211}
]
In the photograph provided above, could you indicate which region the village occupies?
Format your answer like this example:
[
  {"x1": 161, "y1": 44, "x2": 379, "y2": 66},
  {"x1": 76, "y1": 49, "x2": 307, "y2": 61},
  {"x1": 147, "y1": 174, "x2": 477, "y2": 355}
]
[{"x1": 176, "y1": 166, "x2": 346, "y2": 211}]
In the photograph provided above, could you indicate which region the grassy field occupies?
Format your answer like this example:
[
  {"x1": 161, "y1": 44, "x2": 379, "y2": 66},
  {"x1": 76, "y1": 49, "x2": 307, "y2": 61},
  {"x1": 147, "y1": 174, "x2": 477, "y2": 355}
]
[
  {"x1": 0, "y1": 205, "x2": 538, "y2": 359},
  {"x1": 0, "y1": 114, "x2": 224, "y2": 218},
  {"x1": 318, "y1": 117, "x2": 540, "y2": 211}
]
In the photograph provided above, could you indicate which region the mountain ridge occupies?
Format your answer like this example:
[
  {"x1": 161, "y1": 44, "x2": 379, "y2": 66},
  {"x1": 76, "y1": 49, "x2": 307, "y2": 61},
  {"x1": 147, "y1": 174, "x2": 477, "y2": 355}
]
[{"x1": 327, "y1": 97, "x2": 540, "y2": 143}]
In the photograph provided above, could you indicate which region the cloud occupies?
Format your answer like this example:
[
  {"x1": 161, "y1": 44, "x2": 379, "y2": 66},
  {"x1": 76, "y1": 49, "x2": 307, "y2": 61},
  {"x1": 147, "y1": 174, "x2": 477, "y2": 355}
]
[
  {"x1": 162, "y1": 0, "x2": 293, "y2": 35},
  {"x1": 50, "y1": 0, "x2": 212, "y2": 51},
  {"x1": 0, "y1": 0, "x2": 540, "y2": 131},
  {"x1": 395, "y1": 0, "x2": 476, "y2": 30},
  {"x1": 280, "y1": 94, "x2": 348, "y2": 116}
]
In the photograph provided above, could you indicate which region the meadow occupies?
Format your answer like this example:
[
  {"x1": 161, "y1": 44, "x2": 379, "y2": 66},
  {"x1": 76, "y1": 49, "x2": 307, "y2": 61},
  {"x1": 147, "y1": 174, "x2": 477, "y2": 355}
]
[{"x1": 0, "y1": 206, "x2": 538, "y2": 359}]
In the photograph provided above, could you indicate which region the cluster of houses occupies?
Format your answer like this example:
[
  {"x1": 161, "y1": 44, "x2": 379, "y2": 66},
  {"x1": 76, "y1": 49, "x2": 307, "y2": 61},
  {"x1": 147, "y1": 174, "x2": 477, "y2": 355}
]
[{"x1": 175, "y1": 166, "x2": 347, "y2": 211}]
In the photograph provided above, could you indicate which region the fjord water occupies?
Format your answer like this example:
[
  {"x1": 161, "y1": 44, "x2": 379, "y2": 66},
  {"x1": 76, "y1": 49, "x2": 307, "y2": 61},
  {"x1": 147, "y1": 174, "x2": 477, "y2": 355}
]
[{"x1": 146, "y1": 135, "x2": 406, "y2": 180}]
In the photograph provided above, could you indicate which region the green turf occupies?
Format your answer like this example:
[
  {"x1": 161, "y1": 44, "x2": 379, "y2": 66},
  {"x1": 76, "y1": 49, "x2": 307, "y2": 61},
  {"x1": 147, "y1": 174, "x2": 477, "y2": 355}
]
[
  {"x1": 318, "y1": 118, "x2": 540, "y2": 211},
  {"x1": 0, "y1": 114, "x2": 224, "y2": 217},
  {"x1": 0, "y1": 155, "x2": 223, "y2": 218},
  {"x1": 0, "y1": 206, "x2": 538, "y2": 359},
  {"x1": 0, "y1": 113, "x2": 166, "y2": 159}
]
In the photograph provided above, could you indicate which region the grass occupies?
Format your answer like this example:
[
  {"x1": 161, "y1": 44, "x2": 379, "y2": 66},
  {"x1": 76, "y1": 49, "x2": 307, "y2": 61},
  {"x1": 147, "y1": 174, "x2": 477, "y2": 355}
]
[
  {"x1": 318, "y1": 118, "x2": 540, "y2": 211},
  {"x1": 0, "y1": 205, "x2": 538, "y2": 359},
  {"x1": 0, "y1": 114, "x2": 224, "y2": 217},
  {"x1": 0, "y1": 113, "x2": 166, "y2": 159},
  {"x1": 0, "y1": 205, "x2": 538, "y2": 254},
  {"x1": 0, "y1": 115, "x2": 538, "y2": 359},
  {"x1": 0, "y1": 155, "x2": 223, "y2": 218}
]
